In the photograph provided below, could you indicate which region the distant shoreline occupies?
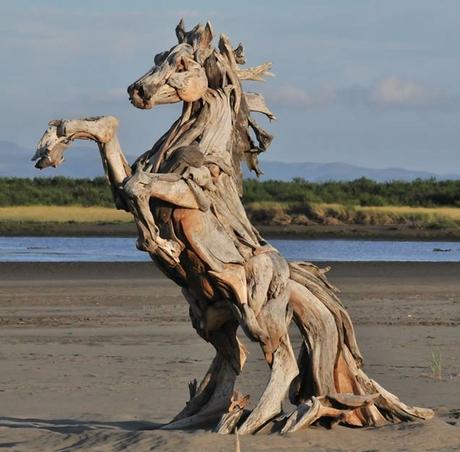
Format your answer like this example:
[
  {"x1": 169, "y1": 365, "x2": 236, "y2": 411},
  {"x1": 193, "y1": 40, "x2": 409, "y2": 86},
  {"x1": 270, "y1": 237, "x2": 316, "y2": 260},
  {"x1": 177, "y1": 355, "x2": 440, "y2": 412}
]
[{"x1": 1, "y1": 221, "x2": 460, "y2": 241}]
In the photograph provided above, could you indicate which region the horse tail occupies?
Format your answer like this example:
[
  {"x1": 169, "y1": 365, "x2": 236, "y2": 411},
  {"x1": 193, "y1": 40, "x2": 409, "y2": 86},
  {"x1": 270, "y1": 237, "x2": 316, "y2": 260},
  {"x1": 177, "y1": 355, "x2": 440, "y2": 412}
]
[{"x1": 287, "y1": 261, "x2": 433, "y2": 426}]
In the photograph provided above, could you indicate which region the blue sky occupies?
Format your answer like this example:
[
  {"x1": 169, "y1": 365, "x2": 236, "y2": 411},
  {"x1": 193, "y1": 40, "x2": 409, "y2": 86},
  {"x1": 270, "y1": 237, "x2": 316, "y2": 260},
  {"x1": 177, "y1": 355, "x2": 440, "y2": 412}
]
[{"x1": 1, "y1": 0, "x2": 460, "y2": 173}]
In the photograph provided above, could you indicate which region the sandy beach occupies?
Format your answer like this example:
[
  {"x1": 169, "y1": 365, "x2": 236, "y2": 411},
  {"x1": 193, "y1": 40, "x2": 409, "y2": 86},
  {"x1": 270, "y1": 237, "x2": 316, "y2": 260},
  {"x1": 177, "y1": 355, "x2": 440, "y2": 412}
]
[{"x1": 0, "y1": 261, "x2": 459, "y2": 451}]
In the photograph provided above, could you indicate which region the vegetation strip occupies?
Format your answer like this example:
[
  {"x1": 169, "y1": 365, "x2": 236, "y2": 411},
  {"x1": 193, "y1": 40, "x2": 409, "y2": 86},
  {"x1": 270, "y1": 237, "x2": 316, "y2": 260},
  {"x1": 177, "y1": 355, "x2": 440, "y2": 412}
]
[
  {"x1": 1, "y1": 177, "x2": 460, "y2": 207},
  {"x1": 1, "y1": 178, "x2": 459, "y2": 235}
]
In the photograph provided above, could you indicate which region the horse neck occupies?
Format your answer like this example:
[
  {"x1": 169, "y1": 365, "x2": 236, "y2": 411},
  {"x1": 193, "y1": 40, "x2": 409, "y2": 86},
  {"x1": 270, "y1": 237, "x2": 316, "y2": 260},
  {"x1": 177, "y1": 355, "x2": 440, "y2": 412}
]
[
  {"x1": 153, "y1": 89, "x2": 235, "y2": 173},
  {"x1": 199, "y1": 90, "x2": 233, "y2": 159}
]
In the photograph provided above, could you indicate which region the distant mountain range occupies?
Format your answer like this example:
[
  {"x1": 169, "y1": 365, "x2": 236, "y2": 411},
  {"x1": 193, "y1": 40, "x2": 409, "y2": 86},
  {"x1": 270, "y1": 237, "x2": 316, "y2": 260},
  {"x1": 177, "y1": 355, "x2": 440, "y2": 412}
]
[
  {"x1": 2, "y1": 140, "x2": 459, "y2": 182},
  {"x1": 244, "y1": 161, "x2": 460, "y2": 182}
]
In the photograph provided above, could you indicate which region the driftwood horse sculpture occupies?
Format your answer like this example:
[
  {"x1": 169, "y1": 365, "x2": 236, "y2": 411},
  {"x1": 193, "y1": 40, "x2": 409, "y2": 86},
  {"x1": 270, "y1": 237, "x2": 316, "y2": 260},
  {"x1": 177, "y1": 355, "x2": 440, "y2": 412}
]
[{"x1": 33, "y1": 20, "x2": 433, "y2": 434}]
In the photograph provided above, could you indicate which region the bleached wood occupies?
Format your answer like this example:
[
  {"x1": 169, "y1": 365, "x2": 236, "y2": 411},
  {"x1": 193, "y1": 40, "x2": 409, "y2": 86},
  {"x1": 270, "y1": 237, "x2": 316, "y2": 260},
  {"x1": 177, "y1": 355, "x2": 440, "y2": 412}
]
[
  {"x1": 237, "y1": 62, "x2": 274, "y2": 81},
  {"x1": 245, "y1": 92, "x2": 276, "y2": 120},
  {"x1": 35, "y1": 19, "x2": 434, "y2": 435}
]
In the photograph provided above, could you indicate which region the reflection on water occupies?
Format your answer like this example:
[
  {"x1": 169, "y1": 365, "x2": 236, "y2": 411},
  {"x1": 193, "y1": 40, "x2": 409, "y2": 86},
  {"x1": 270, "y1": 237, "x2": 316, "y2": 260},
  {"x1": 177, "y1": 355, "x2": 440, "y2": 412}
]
[{"x1": 0, "y1": 236, "x2": 459, "y2": 262}]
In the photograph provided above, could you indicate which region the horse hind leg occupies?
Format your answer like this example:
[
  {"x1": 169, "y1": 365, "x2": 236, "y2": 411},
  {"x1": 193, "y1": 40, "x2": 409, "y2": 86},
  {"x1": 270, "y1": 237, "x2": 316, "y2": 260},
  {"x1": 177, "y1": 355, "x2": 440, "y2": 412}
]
[
  {"x1": 238, "y1": 327, "x2": 298, "y2": 435},
  {"x1": 238, "y1": 254, "x2": 299, "y2": 435},
  {"x1": 163, "y1": 291, "x2": 247, "y2": 430}
]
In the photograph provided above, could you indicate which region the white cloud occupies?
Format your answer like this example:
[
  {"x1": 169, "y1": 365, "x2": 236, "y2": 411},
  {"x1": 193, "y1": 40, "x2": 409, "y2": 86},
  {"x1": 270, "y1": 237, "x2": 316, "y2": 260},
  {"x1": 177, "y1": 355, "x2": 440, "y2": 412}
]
[
  {"x1": 268, "y1": 85, "x2": 335, "y2": 109},
  {"x1": 370, "y1": 76, "x2": 442, "y2": 106},
  {"x1": 265, "y1": 79, "x2": 455, "y2": 112}
]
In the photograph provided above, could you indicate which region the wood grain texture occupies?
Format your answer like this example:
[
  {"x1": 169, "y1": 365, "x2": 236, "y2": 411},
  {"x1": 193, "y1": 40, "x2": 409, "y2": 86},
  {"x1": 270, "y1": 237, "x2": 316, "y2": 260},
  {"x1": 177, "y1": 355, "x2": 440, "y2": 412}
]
[{"x1": 34, "y1": 20, "x2": 433, "y2": 434}]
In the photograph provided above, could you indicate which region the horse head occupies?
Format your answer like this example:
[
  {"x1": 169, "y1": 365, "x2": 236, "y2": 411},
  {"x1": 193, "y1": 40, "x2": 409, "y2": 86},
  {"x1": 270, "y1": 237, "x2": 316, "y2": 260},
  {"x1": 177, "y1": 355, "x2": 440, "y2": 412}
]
[
  {"x1": 127, "y1": 20, "x2": 274, "y2": 178},
  {"x1": 127, "y1": 20, "x2": 215, "y2": 109}
]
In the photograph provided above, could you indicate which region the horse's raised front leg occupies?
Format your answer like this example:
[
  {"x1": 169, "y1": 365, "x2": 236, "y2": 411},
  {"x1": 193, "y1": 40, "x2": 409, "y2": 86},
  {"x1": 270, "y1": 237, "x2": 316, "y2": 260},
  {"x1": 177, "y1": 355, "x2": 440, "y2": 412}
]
[
  {"x1": 34, "y1": 116, "x2": 132, "y2": 210},
  {"x1": 123, "y1": 168, "x2": 201, "y2": 210},
  {"x1": 122, "y1": 169, "x2": 201, "y2": 262},
  {"x1": 162, "y1": 289, "x2": 247, "y2": 430}
]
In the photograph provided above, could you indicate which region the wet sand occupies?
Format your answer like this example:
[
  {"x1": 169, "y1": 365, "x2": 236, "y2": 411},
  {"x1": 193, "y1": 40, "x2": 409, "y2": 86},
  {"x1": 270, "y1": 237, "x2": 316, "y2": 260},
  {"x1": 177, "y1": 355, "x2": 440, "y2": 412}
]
[{"x1": 0, "y1": 262, "x2": 459, "y2": 450}]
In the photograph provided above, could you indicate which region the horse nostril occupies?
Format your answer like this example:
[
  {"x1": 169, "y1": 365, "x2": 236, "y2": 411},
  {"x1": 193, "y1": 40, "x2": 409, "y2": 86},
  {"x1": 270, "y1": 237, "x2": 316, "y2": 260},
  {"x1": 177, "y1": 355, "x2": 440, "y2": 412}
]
[
  {"x1": 138, "y1": 86, "x2": 145, "y2": 98},
  {"x1": 35, "y1": 158, "x2": 49, "y2": 169}
]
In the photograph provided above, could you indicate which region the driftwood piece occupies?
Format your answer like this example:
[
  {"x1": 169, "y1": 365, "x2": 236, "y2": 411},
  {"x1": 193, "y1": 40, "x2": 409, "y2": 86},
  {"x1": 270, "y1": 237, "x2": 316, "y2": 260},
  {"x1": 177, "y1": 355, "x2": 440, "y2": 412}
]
[
  {"x1": 34, "y1": 19, "x2": 434, "y2": 435},
  {"x1": 245, "y1": 92, "x2": 276, "y2": 120}
]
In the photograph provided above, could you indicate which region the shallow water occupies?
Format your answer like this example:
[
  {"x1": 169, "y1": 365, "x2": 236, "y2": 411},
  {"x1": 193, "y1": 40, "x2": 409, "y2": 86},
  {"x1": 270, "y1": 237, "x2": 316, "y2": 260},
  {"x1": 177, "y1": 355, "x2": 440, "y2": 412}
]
[{"x1": 0, "y1": 236, "x2": 459, "y2": 262}]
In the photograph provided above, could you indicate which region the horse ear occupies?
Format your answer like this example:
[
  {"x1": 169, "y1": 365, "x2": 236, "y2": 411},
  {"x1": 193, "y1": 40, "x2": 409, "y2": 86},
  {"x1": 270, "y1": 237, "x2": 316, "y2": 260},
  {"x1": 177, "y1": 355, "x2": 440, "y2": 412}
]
[
  {"x1": 176, "y1": 18, "x2": 186, "y2": 43},
  {"x1": 200, "y1": 21, "x2": 213, "y2": 49},
  {"x1": 234, "y1": 43, "x2": 246, "y2": 64}
]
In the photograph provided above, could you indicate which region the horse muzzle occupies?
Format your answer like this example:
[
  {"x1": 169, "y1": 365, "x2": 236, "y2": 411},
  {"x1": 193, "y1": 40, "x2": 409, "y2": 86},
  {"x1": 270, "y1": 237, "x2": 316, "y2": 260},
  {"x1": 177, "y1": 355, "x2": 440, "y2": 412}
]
[{"x1": 127, "y1": 82, "x2": 180, "y2": 109}]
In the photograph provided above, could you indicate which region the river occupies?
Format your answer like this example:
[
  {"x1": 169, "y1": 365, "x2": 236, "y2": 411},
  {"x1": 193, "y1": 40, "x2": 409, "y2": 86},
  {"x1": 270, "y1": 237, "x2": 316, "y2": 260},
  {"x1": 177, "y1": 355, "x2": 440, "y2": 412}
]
[{"x1": 0, "y1": 237, "x2": 459, "y2": 262}]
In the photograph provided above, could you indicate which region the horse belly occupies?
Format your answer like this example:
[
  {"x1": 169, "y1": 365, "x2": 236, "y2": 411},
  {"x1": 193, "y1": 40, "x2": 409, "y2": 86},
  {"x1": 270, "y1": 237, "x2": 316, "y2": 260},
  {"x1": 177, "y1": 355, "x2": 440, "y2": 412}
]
[{"x1": 172, "y1": 207, "x2": 242, "y2": 293}]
